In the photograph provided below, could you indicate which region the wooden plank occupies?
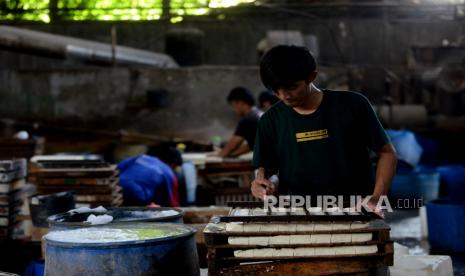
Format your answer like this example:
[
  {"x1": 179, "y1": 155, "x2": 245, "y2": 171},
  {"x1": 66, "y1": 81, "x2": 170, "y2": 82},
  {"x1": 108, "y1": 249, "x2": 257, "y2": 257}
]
[
  {"x1": 205, "y1": 228, "x2": 390, "y2": 247},
  {"x1": 181, "y1": 207, "x2": 231, "y2": 224},
  {"x1": 219, "y1": 214, "x2": 373, "y2": 223},
  {"x1": 383, "y1": 241, "x2": 394, "y2": 266},
  {"x1": 210, "y1": 258, "x2": 386, "y2": 276},
  {"x1": 207, "y1": 241, "x2": 382, "y2": 249},
  {"x1": 31, "y1": 165, "x2": 117, "y2": 178},
  {"x1": 76, "y1": 193, "x2": 121, "y2": 202},
  {"x1": 204, "y1": 220, "x2": 390, "y2": 246},
  {"x1": 219, "y1": 207, "x2": 381, "y2": 223},
  {"x1": 37, "y1": 182, "x2": 121, "y2": 195},
  {"x1": 208, "y1": 245, "x2": 391, "y2": 262},
  {"x1": 36, "y1": 177, "x2": 117, "y2": 186}
]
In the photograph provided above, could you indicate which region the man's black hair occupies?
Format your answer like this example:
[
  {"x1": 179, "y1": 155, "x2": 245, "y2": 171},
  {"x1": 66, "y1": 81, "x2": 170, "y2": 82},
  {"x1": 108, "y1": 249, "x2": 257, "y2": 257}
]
[
  {"x1": 227, "y1": 87, "x2": 255, "y2": 106},
  {"x1": 260, "y1": 45, "x2": 317, "y2": 93},
  {"x1": 148, "y1": 145, "x2": 183, "y2": 166},
  {"x1": 258, "y1": 90, "x2": 280, "y2": 107}
]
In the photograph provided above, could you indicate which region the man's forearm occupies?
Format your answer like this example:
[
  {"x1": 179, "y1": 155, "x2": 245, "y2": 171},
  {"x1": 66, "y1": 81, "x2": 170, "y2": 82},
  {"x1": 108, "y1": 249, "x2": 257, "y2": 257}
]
[
  {"x1": 218, "y1": 135, "x2": 244, "y2": 157},
  {"x1": 373, "y1": 143, "x2": 397, "y2": 200},
  {"x1": 230, "y1": 143, "x2": 251, "y2": 157}
]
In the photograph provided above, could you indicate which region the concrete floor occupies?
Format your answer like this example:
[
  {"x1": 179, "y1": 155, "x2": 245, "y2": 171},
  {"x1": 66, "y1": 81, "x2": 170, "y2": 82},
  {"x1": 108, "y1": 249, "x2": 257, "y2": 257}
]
[{"x1": 386, "y1": 209, "x2": 465, "y2": 276}]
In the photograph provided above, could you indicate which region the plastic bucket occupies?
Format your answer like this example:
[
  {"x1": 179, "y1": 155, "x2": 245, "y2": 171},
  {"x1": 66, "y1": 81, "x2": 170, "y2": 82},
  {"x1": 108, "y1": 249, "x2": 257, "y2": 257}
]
[
  {"x1": 28, "y1": 191, "x2": 75, "y2": 227},
  {"x1": 426, "y1": 199, "x2": 465, "y2": 252},
  {"x1": 437, "y1": 165, "x2": 465, "y2": 198}
]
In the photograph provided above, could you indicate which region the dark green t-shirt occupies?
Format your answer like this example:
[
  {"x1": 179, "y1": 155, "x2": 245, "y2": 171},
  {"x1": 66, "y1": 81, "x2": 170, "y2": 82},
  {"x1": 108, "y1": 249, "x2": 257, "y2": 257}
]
[{"x1": 253, "y1": 90, "x2": 390, "y2": 197}]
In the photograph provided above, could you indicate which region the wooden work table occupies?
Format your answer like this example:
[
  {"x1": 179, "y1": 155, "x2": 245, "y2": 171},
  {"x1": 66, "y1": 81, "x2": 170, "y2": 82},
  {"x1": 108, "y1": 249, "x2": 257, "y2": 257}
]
[{"x1": 182, "y1": 153, "x2": 256, "y2": 206}]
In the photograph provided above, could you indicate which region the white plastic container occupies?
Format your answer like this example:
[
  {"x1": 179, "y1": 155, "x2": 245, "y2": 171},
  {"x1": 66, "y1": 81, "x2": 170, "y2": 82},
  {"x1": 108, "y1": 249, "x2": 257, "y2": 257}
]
[{"x1": 390, "y1": 255, "x2": 453, "y2": 276}]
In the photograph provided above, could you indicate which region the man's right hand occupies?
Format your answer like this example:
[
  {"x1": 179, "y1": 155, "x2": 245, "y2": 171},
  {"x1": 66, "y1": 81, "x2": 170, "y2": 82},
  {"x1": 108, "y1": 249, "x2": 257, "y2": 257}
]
[{"x1": 251, "y1": 178, "x2": 275, "y2": 200}]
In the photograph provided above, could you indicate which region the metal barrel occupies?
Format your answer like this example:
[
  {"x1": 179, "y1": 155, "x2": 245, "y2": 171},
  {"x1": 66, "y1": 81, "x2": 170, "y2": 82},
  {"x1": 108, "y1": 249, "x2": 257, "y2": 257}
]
[{"x1": 44, "y1": 223, "x2": 199, "y2": 276}]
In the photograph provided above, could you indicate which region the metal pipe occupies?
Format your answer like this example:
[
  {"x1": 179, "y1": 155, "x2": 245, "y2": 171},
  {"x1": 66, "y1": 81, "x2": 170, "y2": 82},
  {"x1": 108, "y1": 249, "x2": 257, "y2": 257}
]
[{"x1": 0, "y1": 25, "x2": 178, "y2": 68}]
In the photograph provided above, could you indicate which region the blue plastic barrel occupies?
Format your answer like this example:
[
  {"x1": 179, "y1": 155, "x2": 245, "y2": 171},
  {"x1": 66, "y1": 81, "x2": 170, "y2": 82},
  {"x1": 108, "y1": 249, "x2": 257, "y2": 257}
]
[
  {"x1": 437, "y1": 165, "x2": 465, "y2": 198},
  {"x1": 414, "y1": 133, "x2": 440, "y2": 165},
  {"x1": 45, "y1": 223, "x2": 199, "y2": 276},
  {"x1": 389, "y1": 170, "x2": 440, "y2": 203},
  {"x1": 426, "y1": 199, "x2": 465, "y2": 252}
]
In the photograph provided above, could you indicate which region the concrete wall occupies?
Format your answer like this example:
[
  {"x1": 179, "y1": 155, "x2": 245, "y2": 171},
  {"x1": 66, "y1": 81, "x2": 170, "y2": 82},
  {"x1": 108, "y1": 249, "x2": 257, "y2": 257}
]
[
  {"x1": 1, "y1": 8, "x2": 464, "y2": 68},
  {"x1": 0, "y1": 66, "x2": 264, "y2": 141}
]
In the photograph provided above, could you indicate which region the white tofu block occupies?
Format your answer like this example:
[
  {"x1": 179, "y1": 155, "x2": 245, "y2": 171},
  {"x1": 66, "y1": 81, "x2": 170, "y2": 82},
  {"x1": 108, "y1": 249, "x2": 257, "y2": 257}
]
[
  {"x1": 325, "y1": 207, "x2": 343, "y2": 214},
  {"x1": 248, "y1": 236, "x2": 270, "y2": 246},
  {"x1": 243, "y1": 224, "x2": 261, "y2": 232},
  {"x1": 355, "y1": 245, "x2": 378, "y2": 254},
  {"x1": 0, "y1": 217, "x2": 8, "y2": 226},
  {"x1": 234, "y1": 249, "x2": 254, "y2": 257},
  {"x1": 289, "y1": 235, "x2": 311, "y2": 244},
  {"x1": 296, "y1": 224, "x2": 314, "y2": 232},
  {"x1": 290, "y1": 207, "x2": 306, "y2": 215},
  {"x1": 294, "y1": 247, "x2": 315, "y2": 257},
  {"x1": 234, "y1": 208, "x2": 250, "y2": 216},
  {"x1": 260, "y1": 223, "x2": 279, "y2": 232},
  {"x1": 204, "y1": 222, "x2": 225, "y2": 232},
  {"x1": 278, "y1": 224, "x2": 296, "y2": 232},
  {"x1": 331, "y1": 234, "x2": 352, "y2": 243},
  {"x1": 314, "y1": 247, "x2": 336, "y2": 256},
  {"x1": 342, "y1": 207, "x2": 361, "y2": 215},
  {"x1": 350, "y1": 222, "x2": 369, "y2": 229},
  {"x1": 273, "y1": 248, "x2": 295, "y2": 257},
  {"x1": 334, "y1": 246, "x2": 356, "y2": 255},
  {"x1": 314, "y1": 223, "x2": 332, "y2": 231},
  {"x1": 271, "y1": 208, "x2": 287, "y2": 216},
  {"x1": 228, "y1": 237, "x2": 249, "y2": 245},
  {"x1": 351, "y1": 233, "x2": 373, "y2": 242},
  {"x1": 307, "y1": 207, "x2": 322, "y2": 213},
  {"x1": 332, "y1": 222, "x2": 351, "y2": 230},
  {"x1": 310, "y1": 234, "x2": 331, "y2": 244},
  {"x1": 269, "y1": 235, "x2": 290, "y2": 245},
  {"x1": 226, "y1": 223, "x2": 243, "y2": 232},
  {"x1": 252, "y1": 208, "x2": 267, "y2": 216},
  {"x1": 253, "y1": 248, "x2": 274, "y2": 257}
]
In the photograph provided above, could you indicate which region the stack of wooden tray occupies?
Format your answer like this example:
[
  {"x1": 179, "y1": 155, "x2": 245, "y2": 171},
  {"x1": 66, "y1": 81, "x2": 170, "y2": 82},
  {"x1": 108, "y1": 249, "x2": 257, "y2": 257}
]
[
  {"x1": 30, "y1": 160, "x2": 122, "y2": 208},
  {"x1": 204, "y1": 202, "x2": 393, "y2": 275},
  {"x1": 0, "y1": 159, "x2": 27, "y2": 239},
  {"x1": 0, "y1": 138, "x2": 44, "y2": 159}
]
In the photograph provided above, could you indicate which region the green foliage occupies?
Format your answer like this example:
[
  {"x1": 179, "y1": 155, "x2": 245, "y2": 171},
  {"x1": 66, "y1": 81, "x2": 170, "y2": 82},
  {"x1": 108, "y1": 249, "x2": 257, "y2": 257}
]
[{"x1": 0, "y1": 0, "x2": 254, "y2": 22}]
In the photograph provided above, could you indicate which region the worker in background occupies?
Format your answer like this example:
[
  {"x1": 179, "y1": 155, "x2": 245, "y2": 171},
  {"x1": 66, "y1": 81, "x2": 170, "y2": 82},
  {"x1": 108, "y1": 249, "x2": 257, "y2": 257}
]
[
  {"x1": 215, "y1": 87, "x2": 262, "y2": 157},
  {"x1": 258, "y1": 90, "x2": 280, "y2": 112},
  {"x1": 118, "y1": 154, "x2": 180, "y2": 207},
  {"x1": 251, "y1": 45, "x2": 397, "y2": 214}
]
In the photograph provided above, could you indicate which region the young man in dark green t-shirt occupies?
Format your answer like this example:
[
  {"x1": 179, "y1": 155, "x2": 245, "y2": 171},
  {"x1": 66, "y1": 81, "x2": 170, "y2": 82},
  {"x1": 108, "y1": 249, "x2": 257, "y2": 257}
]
[{"x1": 251, "y1": 45, "x2": 397, "y2": 211}]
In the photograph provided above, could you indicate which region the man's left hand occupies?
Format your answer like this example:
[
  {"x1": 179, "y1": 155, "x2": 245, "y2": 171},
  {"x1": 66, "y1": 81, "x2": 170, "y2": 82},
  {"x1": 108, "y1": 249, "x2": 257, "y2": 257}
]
[{"x1": 357, "y1": 196, "x2": 385, "y2": 219}]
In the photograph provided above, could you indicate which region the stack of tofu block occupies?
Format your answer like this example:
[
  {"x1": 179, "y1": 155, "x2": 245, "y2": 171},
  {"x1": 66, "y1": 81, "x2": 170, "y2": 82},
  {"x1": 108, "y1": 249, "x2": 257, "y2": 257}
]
[
  {"x1": 0, "y1": 159, "x2": 27, "y2": 239},
  {"x1": 30, "y1": 159, "x2": 122, "y2": 208},
  {"x1": 204, "y1": 205, "x2": 393, "y2": 273}
]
